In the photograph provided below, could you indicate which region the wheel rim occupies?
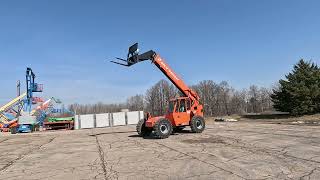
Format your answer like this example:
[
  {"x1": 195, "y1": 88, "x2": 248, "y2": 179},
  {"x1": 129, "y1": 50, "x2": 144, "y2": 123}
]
[
  {"x1": 196, "y1": 120, "x2": 203, "y2": 129},
  {"x1": 160, "y1": 124, "x2": 169, "y2": 134}
]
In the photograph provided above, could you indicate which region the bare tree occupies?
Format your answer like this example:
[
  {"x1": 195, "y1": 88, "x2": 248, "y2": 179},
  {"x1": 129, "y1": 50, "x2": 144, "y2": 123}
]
[
  {"x1": 69, "y1": 80, "x2": 274, "y2": 116},
  {"x1": 259, "y1": 87, "x2": 273, "y2": 112},
  {"x1": 145, "y1": 80, "x2": 177, "y2": 116},
  {"x1": 69, "y1": 103, "x2": 127, "y2": 115},
  {"x1": 218, "y1": 81, "x2": 232, "y2": 115},
  {"x1": 248, "y1": 85, "x2": 260, "y2": 113},
  {"x1": 126, "y1": 94, "x2": 144, "y2": 111},
  {"x1": 191, "y1": 80, "x2": 217, "y2": 116},
  {"x1": 230, "y1": 89, "x2": 247, "y2": 114}
]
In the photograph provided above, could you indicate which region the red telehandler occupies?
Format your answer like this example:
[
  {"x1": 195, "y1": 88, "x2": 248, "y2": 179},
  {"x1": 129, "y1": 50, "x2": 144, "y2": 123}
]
[{"x1": 111, "y1": 43, "x2": 205, "y2": 138}]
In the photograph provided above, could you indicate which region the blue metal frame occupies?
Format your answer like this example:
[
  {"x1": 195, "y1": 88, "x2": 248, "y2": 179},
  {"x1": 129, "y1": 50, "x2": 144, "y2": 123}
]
[{"x1": 25, "y1": 68, "x2": 43, "y2": 112}]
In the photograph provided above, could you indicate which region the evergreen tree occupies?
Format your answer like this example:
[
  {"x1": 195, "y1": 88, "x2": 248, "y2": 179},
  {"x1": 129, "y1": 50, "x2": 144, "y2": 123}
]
[{"x1": 271, "y1": 59, "x2": 320, "y2": 115}]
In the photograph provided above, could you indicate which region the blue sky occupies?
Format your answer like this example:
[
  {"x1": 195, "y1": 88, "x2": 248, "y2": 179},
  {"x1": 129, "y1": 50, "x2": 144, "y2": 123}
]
[{"x1": 0, "y1": 0, "x2": 319, "y2": 105}]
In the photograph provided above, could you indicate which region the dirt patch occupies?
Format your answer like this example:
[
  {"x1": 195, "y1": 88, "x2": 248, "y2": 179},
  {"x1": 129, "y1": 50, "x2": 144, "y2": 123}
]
[{"x1": 182, "y1": 137, "x2": 226, "y2": 144}]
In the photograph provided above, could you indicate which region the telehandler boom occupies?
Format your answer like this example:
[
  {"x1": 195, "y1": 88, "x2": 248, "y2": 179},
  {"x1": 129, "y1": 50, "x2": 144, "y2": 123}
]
[{"x1": 111, "y1": 43, "x2": 205, "y2": 138}]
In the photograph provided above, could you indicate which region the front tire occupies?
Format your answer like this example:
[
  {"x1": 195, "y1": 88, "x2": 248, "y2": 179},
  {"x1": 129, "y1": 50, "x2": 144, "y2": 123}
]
[
  {"x1": 136, "y1": 119, "x2": 153, "y2": 137},
  {"x1": 190, "y1": 116, "x2": 205, "y2": 133},
  {"x1": 154, "y1": 119, "x2": 172, "y2": 139}
]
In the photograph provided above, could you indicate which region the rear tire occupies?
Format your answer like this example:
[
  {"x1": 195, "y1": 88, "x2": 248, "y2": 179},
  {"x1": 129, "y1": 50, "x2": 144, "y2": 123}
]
[
  {"x1": 190, "y1": 116, "x2": 205, "y2": 133},
  {"x1": 154, "y1": 119, "x2": 172, "y2": 139},
  {"x1": 136, "y1": 119, "x2": 153, "y2": 137}
]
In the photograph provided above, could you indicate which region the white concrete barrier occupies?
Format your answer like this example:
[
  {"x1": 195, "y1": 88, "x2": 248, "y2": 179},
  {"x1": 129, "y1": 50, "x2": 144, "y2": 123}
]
[
  {"x1": 75, "y1": 111, "x2": 144, "y2": 129},
  {"x1": 96, "y1": 113, "x2": 110, "y2": 127},
  {"x1": 74, "y1": 115, "x2": 79, "y2": 129},
  {"x1": 80, "y1": 114, "x2": 94, "y2": 129},
  {"x1": 139, "y1": 111, "x2": 144, "y2": 120},
  {"x1": 127, "y1": 111, "x2": 140, "y2": 125},
  {"x1": 112, "y1": 112, "x2": 126, "y2": 126}
]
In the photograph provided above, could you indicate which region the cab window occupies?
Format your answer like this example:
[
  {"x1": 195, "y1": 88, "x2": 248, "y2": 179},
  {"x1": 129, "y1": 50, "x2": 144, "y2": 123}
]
[
  {"x1": 179, "y1": 99, "x2": 186, "y2": 112},
  {"x1": 186, "y1": 99, "x2": 191, "y2": 110},
  {"x1": 168, "y1": 101, "x2": 175, "y2": 113}
]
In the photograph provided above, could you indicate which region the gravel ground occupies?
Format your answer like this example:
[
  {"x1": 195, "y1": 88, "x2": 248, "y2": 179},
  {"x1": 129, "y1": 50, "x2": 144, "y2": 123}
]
[{"x1": 0, "y1": 121, "x2": 319, "y2": 180}]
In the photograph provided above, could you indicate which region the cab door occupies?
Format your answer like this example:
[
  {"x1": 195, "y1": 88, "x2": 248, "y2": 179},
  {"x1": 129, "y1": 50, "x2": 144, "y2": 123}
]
[{"x1": 173, "y1": 99, "x2": 191, "y2": 126}]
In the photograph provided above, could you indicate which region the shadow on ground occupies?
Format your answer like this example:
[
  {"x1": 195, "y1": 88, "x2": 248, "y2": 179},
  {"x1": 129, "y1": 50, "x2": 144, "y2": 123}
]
[{"x1": 128, "y1": 130, "x2": 195, "y2": 139}]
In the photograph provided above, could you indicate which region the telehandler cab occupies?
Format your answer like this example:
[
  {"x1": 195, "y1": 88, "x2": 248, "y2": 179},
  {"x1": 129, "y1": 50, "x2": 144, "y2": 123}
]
[{"x1": 111, "y1": 43, "x2": 205, "y2": 138}]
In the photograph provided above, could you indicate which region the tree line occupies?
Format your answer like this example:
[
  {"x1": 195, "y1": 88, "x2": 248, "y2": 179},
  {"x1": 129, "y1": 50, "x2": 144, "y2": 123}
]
[
  {"x1": 69, "y1": 59, "x2": 320, "y2": 116},
  {"x1": 69, "y1": 79, "x2": 273, "y2": 116}
]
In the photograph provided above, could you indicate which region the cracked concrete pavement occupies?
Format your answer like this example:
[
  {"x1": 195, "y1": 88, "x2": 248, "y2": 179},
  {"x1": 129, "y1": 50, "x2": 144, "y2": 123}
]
[{"x1": 0, "y1": 121, "x2": 320, "y2": 180}]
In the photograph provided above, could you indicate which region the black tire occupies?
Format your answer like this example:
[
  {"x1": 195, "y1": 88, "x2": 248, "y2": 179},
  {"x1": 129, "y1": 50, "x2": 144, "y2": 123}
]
[
  {"x1": 173, "y1": 126, "x2": 185, "y2": 133},
  {"x1": 136, "y1": 119, "x2": 153, "y2": 137},
  {"x1": 190, "y1": 116, "x2": 205, "y2": 133},
  {"x1": 10, "y1": 127, "x2": 17, "y2": 134},
  {"x1": 154, "y1": 118, "x2": 172, "y2": 139}
]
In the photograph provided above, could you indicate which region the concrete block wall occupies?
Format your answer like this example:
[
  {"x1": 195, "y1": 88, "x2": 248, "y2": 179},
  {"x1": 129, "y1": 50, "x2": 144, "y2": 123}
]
[
  {"x1": 139, "y1": 111, "x2": 144, "y2": 121},
  {"x1": 127, "y1": 111, "x2": 141, "y2": 125},
  {"x1": 75, "y1": 111, "x2": 143, "y2": 129},
  {"x1": 95, "y1": 113, "x2": 110, "y2": 128},
  {"x1": 74, "y1": 115, "x2": 79, "y2": 129},
  {"x1": 112, "y1": 112, "x2": 126, "y2": 126},
  {"x1": 79, "y1": 114, "x2": 95, "y2": 129}
]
